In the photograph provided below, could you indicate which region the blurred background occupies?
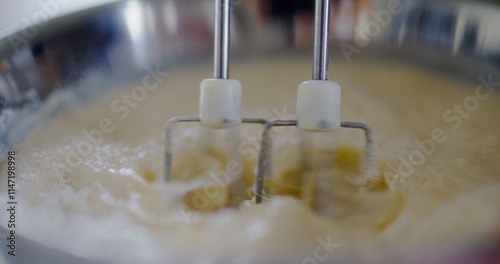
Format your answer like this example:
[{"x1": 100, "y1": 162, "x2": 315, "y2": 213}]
[{"x1": 0, "y1": 0, "x2": 118, "y2": 32}]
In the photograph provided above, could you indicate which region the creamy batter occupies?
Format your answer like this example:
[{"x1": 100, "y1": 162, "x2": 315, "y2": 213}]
[{"x1": 1, "y1": 55, "x2": 500, "y2": 263}]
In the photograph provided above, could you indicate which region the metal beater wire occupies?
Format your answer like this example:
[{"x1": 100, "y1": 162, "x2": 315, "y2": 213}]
[
  {"x1": 164, "y1": 118, "x2": 268, "y2": 182},
  {"x1": 253, "y1": 0, "x2": 377, "y2": 204},
  {"x1": 255, "y1": 121, "x2": 374, "y2": 204}
]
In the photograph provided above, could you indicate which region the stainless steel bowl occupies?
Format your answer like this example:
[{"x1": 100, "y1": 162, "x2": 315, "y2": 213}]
[{"x1": 1, "y1": 0, "x2": 499, "y2": 263}]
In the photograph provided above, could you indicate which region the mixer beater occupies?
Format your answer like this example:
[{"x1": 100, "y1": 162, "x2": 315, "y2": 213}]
[
  {"x1": 253, "y1": 0, "x2": 376, "y2": 204},
  {"x1": 164, "y1": 0, "x2": 267, "y2": 182},
  {"x1": 164, "y1": 0, "x2": 376, "y2": 205}
]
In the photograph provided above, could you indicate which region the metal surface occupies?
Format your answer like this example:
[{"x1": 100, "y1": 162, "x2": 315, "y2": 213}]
[
  {"x1": 164, "y1": 117, "x2": 267, "y2": 182},
  {"x1": 312, "y1": 0, "x2": 331, "y2": 81},
  {"x1": 252, "y1": 0, "x2": 375, "y2": 204},
  {"x1": 214, "y1": 0, "x2": 230, "y2": 79},
  {"x1": 164, "y1": 116, "x2": 200, "y2": 182},
  {"x1": 162, "y1": 0, "x2": 268, "y2": 182},
  {"x1": 254, "y1": 121, "x2": 374, "y2": 204}
]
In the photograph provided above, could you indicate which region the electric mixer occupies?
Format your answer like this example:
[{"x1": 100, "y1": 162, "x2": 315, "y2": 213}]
[{"x1": 164, "y1": 0, "x2": 377, "y2": 205}]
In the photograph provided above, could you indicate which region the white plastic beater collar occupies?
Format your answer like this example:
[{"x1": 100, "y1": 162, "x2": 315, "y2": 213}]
[
  {"x1": 296, "y1": 0, "x2": 341, "y2": 132},
  {"x1": 200, "y1": 79, "x2": 242, "y2": 128},
  {"x1": 199, "y1": 0, "x2": 242, "y2": 129}
]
